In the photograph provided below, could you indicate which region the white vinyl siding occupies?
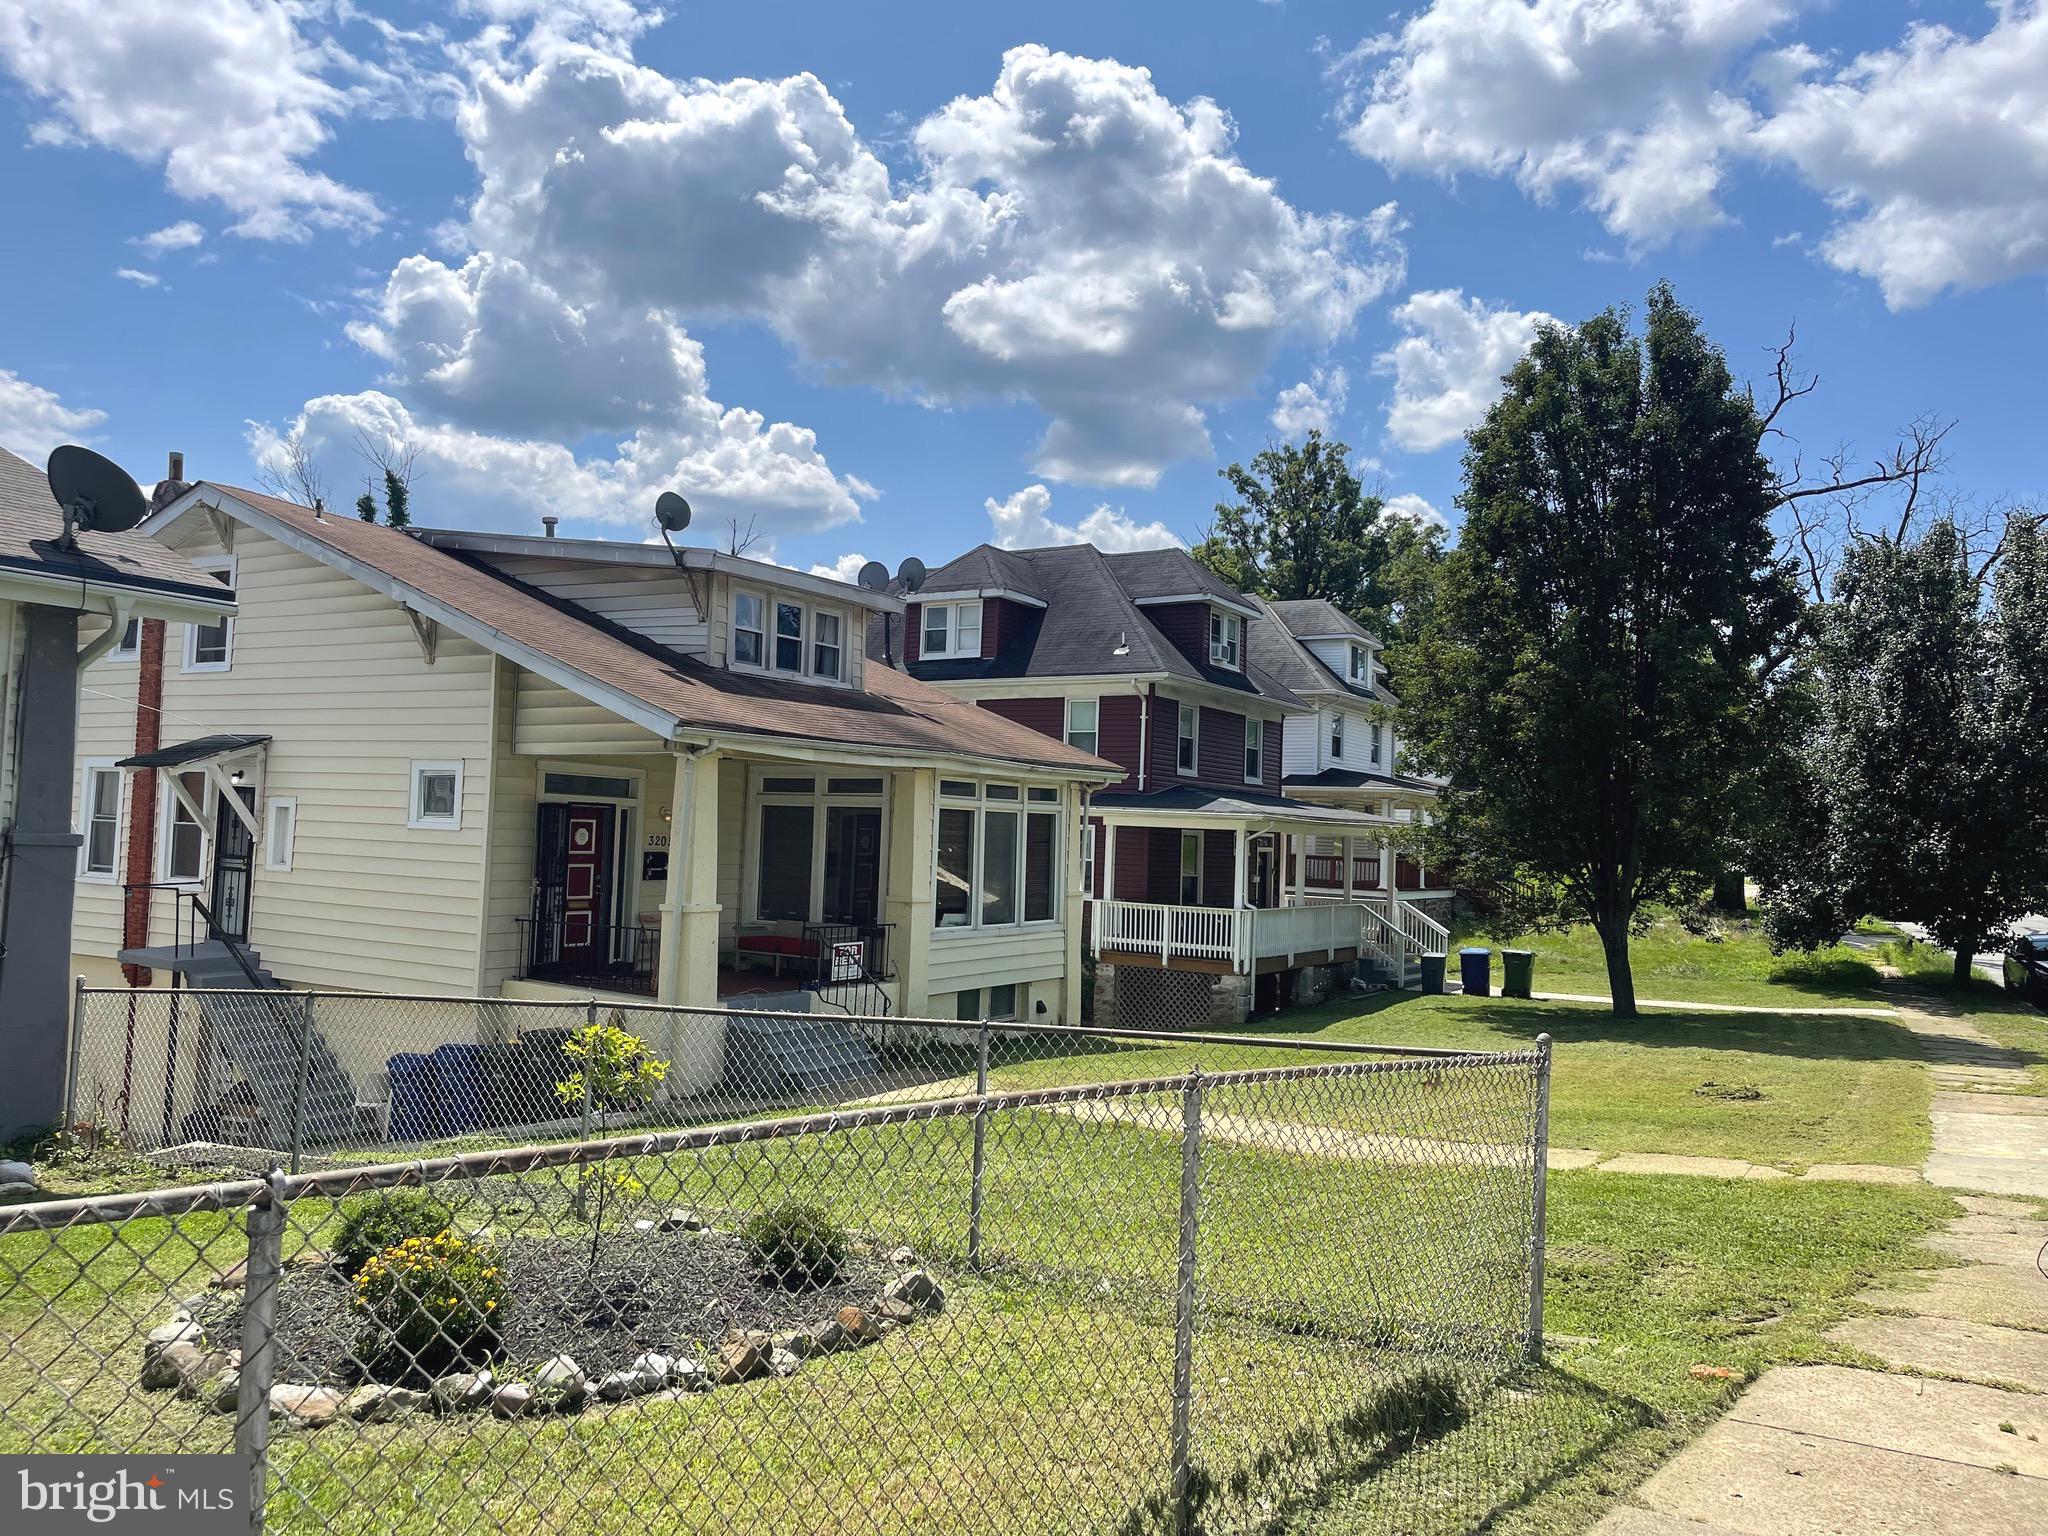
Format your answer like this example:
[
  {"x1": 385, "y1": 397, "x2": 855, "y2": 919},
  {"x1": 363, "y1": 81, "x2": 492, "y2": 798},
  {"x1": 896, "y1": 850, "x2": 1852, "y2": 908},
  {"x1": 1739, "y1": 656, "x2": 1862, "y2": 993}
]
[
  {"x1": 484, "y1": 554, "x2": 708, "y2": 652},
  {"x1": 70, "y1": 522, "x2": 497, "y2": 994}
]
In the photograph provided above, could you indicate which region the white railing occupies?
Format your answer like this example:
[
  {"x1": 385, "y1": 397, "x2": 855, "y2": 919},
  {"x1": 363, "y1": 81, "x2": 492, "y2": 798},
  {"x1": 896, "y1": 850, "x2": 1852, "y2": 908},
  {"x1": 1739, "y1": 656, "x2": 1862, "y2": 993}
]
[
  {"x1": 1092, "y1": 900, "x2": 1241, "y2": 967},
  {"x1": 1093, "y1": 899, "x2": 1371, "y2": 973},
  {"x1": 1362, "y1": 894, "x2": 1451, "y2": 960}
]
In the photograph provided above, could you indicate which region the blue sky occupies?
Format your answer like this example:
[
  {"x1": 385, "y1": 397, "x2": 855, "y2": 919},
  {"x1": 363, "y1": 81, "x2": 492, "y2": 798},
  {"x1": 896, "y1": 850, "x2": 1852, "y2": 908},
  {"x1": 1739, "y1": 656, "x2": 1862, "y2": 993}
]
[{"x1": 0, "y1": 0, "x2": 2040, "y2": 580}]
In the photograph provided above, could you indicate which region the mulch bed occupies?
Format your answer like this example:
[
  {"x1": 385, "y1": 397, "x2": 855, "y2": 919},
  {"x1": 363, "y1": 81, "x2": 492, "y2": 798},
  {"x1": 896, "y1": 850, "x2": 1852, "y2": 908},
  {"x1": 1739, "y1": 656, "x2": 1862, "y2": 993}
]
[{"x1": 195, "y1": 1226, "x2": 892, "y2": 1387}]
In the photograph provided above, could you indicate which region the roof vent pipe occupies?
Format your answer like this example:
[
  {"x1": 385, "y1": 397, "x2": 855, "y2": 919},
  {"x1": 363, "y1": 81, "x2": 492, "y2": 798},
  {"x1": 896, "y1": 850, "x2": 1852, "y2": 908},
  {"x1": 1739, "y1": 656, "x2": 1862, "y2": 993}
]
[{"x1": 542, "y1": 515, "x2": 559, "y2": 538}]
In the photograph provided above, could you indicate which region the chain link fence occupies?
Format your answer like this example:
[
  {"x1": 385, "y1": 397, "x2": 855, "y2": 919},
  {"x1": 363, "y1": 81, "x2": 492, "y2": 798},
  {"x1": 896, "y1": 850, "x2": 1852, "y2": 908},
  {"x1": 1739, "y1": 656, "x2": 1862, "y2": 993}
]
[
  {"x1": 5, "y1": 1037, "x2": 1550, "y2": 1535},
  {"x1": 66, "y1": 985, "x2": 1514, "y2": 1172}
]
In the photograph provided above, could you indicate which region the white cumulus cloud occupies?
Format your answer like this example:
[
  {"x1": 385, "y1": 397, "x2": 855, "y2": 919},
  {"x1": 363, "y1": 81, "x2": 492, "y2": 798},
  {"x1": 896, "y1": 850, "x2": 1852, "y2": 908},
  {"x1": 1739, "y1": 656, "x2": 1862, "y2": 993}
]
[
  {"x1": 1382, "y1": 492, "x2": 1448, "y2": 529},
  {"x1": 1750, "y1": 7, "x2": 2048, "y2": 308},
  {"x1": 1376, "y1": 290, "x2": 1558, "y2": 454},
  {"x1": 1270, "y1": 367, "x2": 1349, "y2": 437},
  {"x1": 115, "y1": 267, "x2": 163, "y2": 288},
  {"x1": 0, "y1": 369, "x2": 106, "y2": 459},
  {"x1": 984, "y1": 484, "x2": 1182, "y2": 552},
  {"x1": 134, "y1": 220, "x2": 205, "y2": 255},
  {"x1": 450, "y1": 42, "x2": 1405, "y2": 487},
  {"x1": 806, "y1": 552, "x2": 874, "y2": 584}
]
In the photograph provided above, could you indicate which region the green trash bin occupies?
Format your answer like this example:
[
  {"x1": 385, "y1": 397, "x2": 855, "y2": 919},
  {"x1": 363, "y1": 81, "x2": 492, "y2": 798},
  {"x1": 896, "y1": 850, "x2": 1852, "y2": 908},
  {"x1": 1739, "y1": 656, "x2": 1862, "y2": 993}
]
[
  {"x1": 1420, "y1": 953, "x2": 1447, "y2": 995},
  {"x1": 1503, "y1": 948, "x2": 1535, "y2": 999}
]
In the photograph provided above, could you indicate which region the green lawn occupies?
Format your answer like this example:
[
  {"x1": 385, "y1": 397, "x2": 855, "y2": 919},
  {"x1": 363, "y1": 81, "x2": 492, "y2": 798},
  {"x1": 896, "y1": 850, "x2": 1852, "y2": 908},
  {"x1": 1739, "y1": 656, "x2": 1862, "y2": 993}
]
[
  {"x1": 1878, "y1": 936, "x2": 2048, "y2": 1094},
  {"x1": 982, "y1": 989, "x2": 1933, "y2": 1169},
  {"x1": 1458, "y1": 916, "x2": 1895, "y2": 1010}
]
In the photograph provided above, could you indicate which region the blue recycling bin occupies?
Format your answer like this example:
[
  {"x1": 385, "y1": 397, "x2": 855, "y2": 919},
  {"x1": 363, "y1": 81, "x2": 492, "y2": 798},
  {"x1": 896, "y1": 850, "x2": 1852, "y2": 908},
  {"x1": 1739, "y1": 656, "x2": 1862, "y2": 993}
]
[
  {"x1": 1459, "y1": 946, "x2": 1492, "y2": 997},
  {"x1": 386, "y1": 1052, "x2": 440, "y2": 1142},
  {"x1": 432, "y1": 1043, "x2": 486, "y2": 1136}
]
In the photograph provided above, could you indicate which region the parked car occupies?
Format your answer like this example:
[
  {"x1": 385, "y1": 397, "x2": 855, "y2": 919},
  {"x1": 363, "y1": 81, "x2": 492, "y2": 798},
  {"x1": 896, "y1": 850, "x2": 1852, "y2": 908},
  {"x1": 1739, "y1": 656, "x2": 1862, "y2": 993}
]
[{"x1": 2005, "y1": 933, "x2": 2048, "y2": 1006}]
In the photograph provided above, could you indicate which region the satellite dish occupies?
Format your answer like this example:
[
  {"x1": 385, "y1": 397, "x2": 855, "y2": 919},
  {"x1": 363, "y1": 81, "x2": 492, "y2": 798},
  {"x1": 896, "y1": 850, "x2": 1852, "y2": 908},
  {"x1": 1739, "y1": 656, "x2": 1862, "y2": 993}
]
[
  {"x1": 48, "y1": 445, "x2": 149, "y2": 548},
  {"x1": 654, "y1": 491, "x2": 693, "y2": 532},
  {"x1": 897, "y1": 556, "x2": 928, "y2": 594},
  {"x1": 856, "y1": 560, "x2": 890, "y2": 593}
]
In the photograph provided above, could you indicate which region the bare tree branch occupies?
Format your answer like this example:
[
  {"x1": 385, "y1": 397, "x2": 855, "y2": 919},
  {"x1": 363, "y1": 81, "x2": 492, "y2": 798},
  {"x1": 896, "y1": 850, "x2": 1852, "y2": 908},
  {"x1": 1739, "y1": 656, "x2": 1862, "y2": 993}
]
[
  {"x1": 256, "y1": 425, "x2": 327, "y2": 510},
  {"x1": 353, "y1": 427, "x2": 420, "y2": 491},
  {"x1": 725, "y1": 513, "x2": 762, "y2": 558}
]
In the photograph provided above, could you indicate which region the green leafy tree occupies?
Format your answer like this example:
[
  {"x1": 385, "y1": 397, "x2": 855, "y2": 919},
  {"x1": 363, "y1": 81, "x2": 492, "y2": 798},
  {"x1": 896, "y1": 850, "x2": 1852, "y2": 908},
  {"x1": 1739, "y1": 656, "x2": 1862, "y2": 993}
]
[
  {"x1": 1199, "y1": 431, "x2": 1399, "y2": 625},
  {"x1": 381, "y1": 467, "x2": 411, "y2": 528},
  {"x1": 355, "y1": 488, "x2": 378, "y2": 524},
  {"x1": 1758, "y1": 515, "x2": 2048, "y2": 982},
  {"x1": 1402, "y1": 286, "x2": 1802, "y2": 1016},
  {"x1": 555, "y1": 1017, "x2": 669, "y2": 1266}
]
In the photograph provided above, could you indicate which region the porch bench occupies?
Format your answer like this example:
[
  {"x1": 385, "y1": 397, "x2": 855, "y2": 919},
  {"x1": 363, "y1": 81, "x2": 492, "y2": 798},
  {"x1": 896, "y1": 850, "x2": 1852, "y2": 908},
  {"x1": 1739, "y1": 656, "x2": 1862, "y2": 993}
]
[{"x1": 734, "y1": 933, "x2": 822, "y2": 978}]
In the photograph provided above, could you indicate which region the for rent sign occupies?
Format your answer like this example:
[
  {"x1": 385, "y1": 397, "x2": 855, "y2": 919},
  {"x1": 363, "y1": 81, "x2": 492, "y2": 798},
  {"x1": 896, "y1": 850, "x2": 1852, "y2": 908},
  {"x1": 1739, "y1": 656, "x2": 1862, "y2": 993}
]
[{"x1": 5, "y1": 1456, "x2": 247, "y2": 1535}]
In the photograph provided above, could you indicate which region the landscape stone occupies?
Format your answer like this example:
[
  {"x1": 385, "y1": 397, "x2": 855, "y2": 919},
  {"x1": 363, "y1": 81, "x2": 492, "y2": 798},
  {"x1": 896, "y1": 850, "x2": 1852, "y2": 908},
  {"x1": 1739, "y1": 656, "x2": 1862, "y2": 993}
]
[
  {"x1": 594, "y1": 1370, "x2": 646, "y2": 1402},
  {"x1": 0, "y1": 1158, "x2": 37, "y2": 1186},
  {"x1": 875, "y1": 1296, "x2": 916, "y2": 1326},
  {"x1": 884, "y1": 1270, "x2": 944, "y2": 1312},
  {"x1": 173, "y1": 1349, "x2": 237, "y2": 1400},
  {"x1": 886, "y1": 1245, "x2": 918, "y2": 1265},
  {"x1": 209, "y1": 1369, "x2": 240, "y2": 1413},
  {"x1": 141, "y1": 1340, "x2": 205, "y2": 1392},
  {"x1": 811, "y1": 1320, "x2": 846, "y2": 1353},
  {"x1": 268, "y1": 1384, "x2": 344, "y2": 1427},
  {"x1": 630, "y1": 1353, "x2": 675, "y2": 1387},
  {"x1": 769, "y1": 1348, "x2": 801, "y2": 1377},
  {"x1": 429, "y1": 1370, "x2": 494, "y2": 1413},
  {"x1": 344, "y1": 1384, "x2": 425, "y2": 1423},
  {"x1": 836, "y1": 1304, "x2": 872, "y2": 1344},
  {"x1": 490, "y1": 1382, "x2": 534, "y2": 1419},
  {"x1": 774, "y1": 1330, "x2": 817, "y2": 1360},
  {"x1": 717, "y1": 1330, "x2": 772, "y2": 1384},
  {"x1": 533, "y1": 1354, "x2": 587, "y2": 1410}
]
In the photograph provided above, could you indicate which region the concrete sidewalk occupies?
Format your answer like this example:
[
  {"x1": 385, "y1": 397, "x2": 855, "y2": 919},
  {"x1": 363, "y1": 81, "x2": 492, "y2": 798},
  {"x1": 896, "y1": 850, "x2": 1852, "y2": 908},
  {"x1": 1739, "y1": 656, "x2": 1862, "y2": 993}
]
[{"x1": 1591, "y1": 977, "x2": 2048, "y2": 1535}]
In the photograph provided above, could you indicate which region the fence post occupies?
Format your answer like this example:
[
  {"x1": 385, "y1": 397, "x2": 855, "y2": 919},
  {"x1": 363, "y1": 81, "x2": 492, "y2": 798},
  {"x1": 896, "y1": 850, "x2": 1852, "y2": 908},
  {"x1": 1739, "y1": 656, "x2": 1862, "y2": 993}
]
[
  {"x1": 579, "y1": 999, "x2": 598, "y2": 1142},
  {"x1": 1527, "y1": 1033, "x2": 1552, "y2": 1364},
  {"x1": 63, "y1": 975, "x2": 87, "y2": 1129},
  {"x1": 236, "y1": 1169, "x2": 288, "y2": 1536},
  {"x1": 1170, "y1": 1068, "x2": 1204, "y2": 1534},
  {"x1": 288, "y1": 995, "x2": 314, "y2": 1176},
  {"x1": 967, "y1": 1019, "x2": 991, "y2": 1270}
]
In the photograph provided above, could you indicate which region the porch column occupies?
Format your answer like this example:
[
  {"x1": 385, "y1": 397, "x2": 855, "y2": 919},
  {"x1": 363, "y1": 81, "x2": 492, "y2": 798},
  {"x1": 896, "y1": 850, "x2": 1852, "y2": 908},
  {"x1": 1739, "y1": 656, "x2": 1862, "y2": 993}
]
[
  {"x1": 1381, "y1": 837, "x2": 1397, "y2": 898},
  {"x1": 885, "y1": 767, "x2": 935, "y2": 1017},
  {"x1": 1101, "y1": 819, "x2": 1118, "y2": 901},
  {"x1": 1061, "y1": 784, "x2": 1086, "y2": 1025},
  {"x1": 1232, "y1": 827, "x2": 1248, "y2": 906},
  {"x1": 657, "y1": 748, "x2": 722, "y2": 1009},
  {"x1": 1341, "y1": 834, "x2": 1354, "y2": 901}
]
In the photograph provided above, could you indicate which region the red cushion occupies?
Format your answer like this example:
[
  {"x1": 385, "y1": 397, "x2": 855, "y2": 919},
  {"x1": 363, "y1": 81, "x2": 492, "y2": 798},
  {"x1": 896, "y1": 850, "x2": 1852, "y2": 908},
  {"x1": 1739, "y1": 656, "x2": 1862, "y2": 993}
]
[{"x1": 738, "y1": 935, "x2": 802, "y2": 956}]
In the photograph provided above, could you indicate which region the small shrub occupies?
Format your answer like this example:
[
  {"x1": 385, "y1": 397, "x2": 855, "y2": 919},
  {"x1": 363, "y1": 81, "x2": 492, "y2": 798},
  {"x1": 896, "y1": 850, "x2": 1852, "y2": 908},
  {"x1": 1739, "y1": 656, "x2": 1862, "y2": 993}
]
[
  {"x1": 334, "y1": 1191, "x2": 454, "y2": 1277},
  {"x1": 743, "y1": 1202, "x2": 848, "y2": 1291},
  {"x1": 351, "y1": 1230, "x2": 506, "y2": 1380}
]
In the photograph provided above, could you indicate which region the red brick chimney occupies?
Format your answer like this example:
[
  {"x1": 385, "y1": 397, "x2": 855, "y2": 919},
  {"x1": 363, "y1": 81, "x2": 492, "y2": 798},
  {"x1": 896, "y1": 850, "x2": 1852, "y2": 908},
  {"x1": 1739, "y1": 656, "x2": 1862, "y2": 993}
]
[{"x1": 119, "y1": 618, "x2": 165, "y2": 986}]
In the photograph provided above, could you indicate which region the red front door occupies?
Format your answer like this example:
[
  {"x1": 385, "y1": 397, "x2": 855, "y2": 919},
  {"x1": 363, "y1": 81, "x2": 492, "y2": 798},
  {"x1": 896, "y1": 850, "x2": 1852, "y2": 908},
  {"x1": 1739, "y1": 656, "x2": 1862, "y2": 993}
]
[{"x1": 562, "y1": 803, "x2": 614, "y2": 960}]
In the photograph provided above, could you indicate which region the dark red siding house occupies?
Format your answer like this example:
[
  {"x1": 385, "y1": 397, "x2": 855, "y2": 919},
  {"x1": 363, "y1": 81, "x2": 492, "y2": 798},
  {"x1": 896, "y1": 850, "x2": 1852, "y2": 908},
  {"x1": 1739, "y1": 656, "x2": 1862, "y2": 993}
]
[{"x1": 869, "y1": 541, "x2": 1443, "y2": 1026}]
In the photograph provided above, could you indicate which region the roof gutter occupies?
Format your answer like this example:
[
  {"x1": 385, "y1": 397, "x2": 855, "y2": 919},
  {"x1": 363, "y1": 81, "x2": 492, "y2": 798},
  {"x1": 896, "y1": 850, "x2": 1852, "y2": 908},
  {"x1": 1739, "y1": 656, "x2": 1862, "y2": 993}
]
[{"x1": 669, "y1": 727, "x2": 1122, "y2": 786}]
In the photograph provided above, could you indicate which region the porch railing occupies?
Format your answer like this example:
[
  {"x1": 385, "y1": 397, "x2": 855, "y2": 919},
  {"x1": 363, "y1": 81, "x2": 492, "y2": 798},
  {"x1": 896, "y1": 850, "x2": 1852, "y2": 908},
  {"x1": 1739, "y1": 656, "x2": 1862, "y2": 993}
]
[
  {"x1": 1301, "y1": 853, "x2": 1382, "y2": 889},
  {"x1": 515, "y1": 916, "x2": 659, "y2": 996},
  {"x1": 801, "y1": 922, "x2": 896, "y2": 984},
  {"x1": 120, "y1": 882, "x2": 271, "y2": 989},
  {"x1": 1363, "y1": 893, "x2": 1452, "y2": 958},
  {"x1": 1092, "y1": 900, "x2": 1371, "y2": 974}
]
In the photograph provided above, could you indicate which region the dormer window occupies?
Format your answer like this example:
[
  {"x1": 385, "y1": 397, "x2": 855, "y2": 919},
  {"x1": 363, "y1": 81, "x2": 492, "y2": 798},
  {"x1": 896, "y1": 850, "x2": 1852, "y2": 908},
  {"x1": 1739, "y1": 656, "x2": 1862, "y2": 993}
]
[
  {"x1": 922, "y1": 600, "x2": 983, "y2": 659},
  {"x1": 1349, "y1": 644, "x2": 1372, "y2": 682},
  {"x1": 1208, "y1": 609, "x2": 1242, "y2": 669},
  {"x1": 733, "y1": 586, "x2": 848, "y2": 684}
]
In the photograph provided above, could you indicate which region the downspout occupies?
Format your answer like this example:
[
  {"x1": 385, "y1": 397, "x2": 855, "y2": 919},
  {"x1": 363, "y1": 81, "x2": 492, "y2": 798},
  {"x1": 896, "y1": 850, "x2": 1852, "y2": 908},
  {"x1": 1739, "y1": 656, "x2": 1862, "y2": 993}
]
[{"x1": 1133, "y1": 680, "x2": 1150, "y2": 793}]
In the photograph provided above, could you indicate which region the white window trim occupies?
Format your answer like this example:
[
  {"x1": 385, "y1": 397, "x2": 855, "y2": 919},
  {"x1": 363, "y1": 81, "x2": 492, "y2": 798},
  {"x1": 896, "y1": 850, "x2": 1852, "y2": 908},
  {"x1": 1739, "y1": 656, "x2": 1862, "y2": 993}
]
[
  {"x1": 1179, "y1": 830, "x2": 1202, "y2": 904},
  {"x1": 407, "y1": 760, "x2": 465, "y2": 831},
  {"x1": 1243, "y1": 717, "x2": 1263, "y2": 785},
  {"x1": 1329, "y1": 710, "x2": 1345, "y2": 761},
  {"x1": 1208, "y1": 609, "x2": 1242, "y2": 670},
  {"x1": 920, "y1": 599, "x2": 984, "y2": 660},
  {"x1": 1370, "y1": 720, "x2": 1385, "y2": 767},
  {"x1": 732, "y1": 585, "x2": 852, "y2": 686},
  {"x1": 77, "y1": 758, "x2": 123, "y2": 881},
  {"x1": 742, "y1": 767, "x2": 890, "y2": 927},
  {"x1": 262, "y1": 797, "x2": 297, "y2": 871},
  {"x1": 932, "y1": 777, "x2": 1062, "y2": 933},
  {"x1": 1176, "y1": 702, "x2": 1198, "y2": 775},
  {"x1": 1065, "y1": 696, "x2": 1099, "y2": 755},
  {"x1": 108, "y1": 618, "x2": 141, "y2": 662},
  {"x1": 182, "y1": 556, "x2": 236, "y2": 673},
  {"x1": 158, "y1": 773, "x2": 210, "y2": 888},
  {"x1": 732, "y1": 588, "x2": 767, "y2": 670}
]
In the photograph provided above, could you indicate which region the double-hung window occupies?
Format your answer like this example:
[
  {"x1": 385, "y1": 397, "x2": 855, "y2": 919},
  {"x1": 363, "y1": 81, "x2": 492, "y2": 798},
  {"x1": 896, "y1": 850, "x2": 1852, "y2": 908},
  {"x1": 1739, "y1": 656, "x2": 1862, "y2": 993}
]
[
  {"x1": 162, "y1": 772, "x2": 208, "y2": 883},
  {"x1": 1179, "y1": 831, "x2": 1201, "y2": 904},
  {"x1": 1329, "y1": 711, "x2": 1345, "y2": 759},
  {"x1": 733, "y1": 591, "x2": 766, "y2": 666},
  {"x1": 812, "y1": 610, "x2": 843, "y2": 680},
  {"x1": 1350, "y1": 644, "x2": 1371, "y2": 682},
  {"x1": 1243, "y1": 718, "x2": 1263, "y2": 783},
  {"x1": 1065, "y1": 697, "x2": 1099, "y2": 755},
  {"x1": 184, "y1": 559, "x2": 235, "y2": 671},
  {"x1": 1208, "y1": 609, "x2": 1241, "y2": 669},
  {"x1": 921, "y1": 600, "x2": 982, "y2": 659},
  {"x1": 1371, "y1": 721, "x2": 1385, "y2": 766},
  {"x1": 774, "y1": 599, "x2": 805, "y2": 673},
  {"x1": 79, "y1": 761, "x2": 121, "y2": 879},
  {"x1": 933, "y1": 780, "x2": 1058, "y2": 930},
  {"x1": 1176, "y1": 703, "x2": 1198, "y2": 774}
]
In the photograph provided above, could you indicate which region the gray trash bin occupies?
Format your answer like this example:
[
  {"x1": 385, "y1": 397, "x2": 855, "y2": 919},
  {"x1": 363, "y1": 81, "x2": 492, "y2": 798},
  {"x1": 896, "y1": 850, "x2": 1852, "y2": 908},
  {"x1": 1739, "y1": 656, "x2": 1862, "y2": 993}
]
[{"x1": 1459, "y1": 946, "x2": 1492, "y2": 997}]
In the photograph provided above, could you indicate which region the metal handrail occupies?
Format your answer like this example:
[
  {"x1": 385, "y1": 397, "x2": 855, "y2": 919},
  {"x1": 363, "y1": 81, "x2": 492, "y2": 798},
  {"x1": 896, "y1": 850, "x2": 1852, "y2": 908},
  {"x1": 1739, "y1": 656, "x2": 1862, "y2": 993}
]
[{"x1": 122, "y1": 881, "x2": 271, "y2": 990}]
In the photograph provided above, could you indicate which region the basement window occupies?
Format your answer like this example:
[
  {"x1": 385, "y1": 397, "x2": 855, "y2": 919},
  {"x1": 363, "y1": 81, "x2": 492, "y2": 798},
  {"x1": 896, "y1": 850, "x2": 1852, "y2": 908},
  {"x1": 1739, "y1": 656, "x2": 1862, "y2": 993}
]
[{"x1": 408, "y1": 762, "x2": 463, "y2": 830}]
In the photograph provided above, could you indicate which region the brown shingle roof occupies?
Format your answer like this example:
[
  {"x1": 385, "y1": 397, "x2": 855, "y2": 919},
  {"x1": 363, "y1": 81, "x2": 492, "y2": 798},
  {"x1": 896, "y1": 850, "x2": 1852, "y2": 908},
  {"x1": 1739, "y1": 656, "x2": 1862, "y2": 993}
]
[
  {"x1": 194, "y1": 484, "x2": 1115, "y2": 777},
  {"x1": 0, "y1": 448, "x2": 235, "y2": 605}
]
